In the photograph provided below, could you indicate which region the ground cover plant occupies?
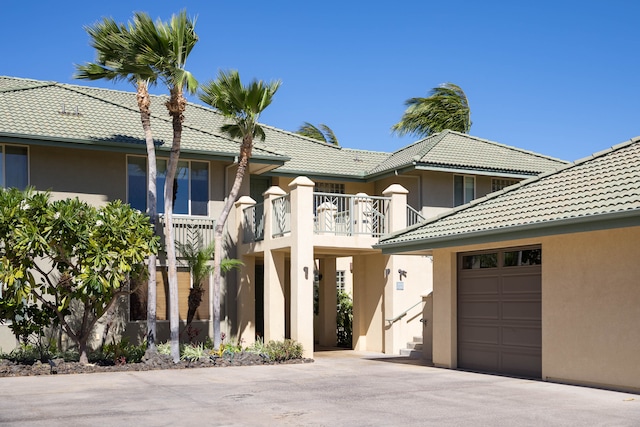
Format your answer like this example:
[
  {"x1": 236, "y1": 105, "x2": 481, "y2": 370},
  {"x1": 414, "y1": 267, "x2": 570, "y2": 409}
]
[{"x1": 0, "y1": 337, "x2": 310, "y2": 377}]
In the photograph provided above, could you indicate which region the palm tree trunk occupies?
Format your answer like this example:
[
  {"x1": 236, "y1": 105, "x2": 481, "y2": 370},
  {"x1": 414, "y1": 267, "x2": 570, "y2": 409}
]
[
  {"x1": 213, "y1": 135, "x2": 253, "y2": 349},
  {"x1": 136, "y1": 81, "x2": 159, "y2": 354},
  {"x1": 164, "y1": 87, "x2": 187, "y2": 363}
]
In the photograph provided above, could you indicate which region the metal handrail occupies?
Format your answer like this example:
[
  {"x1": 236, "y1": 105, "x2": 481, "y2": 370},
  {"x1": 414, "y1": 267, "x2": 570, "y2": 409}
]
[{"x1": 385, "y1": 300, "x2": 424, "y2": 325}]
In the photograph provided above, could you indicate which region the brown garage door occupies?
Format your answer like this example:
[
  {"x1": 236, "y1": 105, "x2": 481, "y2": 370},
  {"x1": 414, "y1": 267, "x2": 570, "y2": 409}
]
[{"x1": 457, "y1": 247, "x2": 542, "y2": 378}]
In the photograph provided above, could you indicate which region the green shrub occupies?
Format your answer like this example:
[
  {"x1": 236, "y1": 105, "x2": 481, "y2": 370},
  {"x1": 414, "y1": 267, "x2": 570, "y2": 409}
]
[
  {"x1": 96, "y1": 338, "x2": 145, "y2": 364},
  {"x1": 157, "y1": 342, "x2": 171, "y2": 356},
  {"x1": 337, "y1": 291, "x2": 353, "y2": 348},
  {"x1": 265, "y1": 339, "x2": 303, "y2": 362},
  {"x1": 181, "y1": 343, "x2": 206, "y2": 361}
]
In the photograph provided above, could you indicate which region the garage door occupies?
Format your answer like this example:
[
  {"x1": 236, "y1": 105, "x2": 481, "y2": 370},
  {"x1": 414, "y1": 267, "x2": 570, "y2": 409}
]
[{"x1": 457, "y1": 247, "x2": 541, "y2": 378}]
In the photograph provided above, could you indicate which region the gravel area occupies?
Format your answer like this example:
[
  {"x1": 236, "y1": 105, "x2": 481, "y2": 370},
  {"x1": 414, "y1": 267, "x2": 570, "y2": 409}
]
[{"x1": 0, "y1": 352, "x2": 313, "y2": 377}]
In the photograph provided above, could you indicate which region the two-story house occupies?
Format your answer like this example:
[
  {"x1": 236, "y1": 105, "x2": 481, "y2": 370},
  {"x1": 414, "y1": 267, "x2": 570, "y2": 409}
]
[{"x1": 0, "y1": 76, "x2": 567, "y2": 357}]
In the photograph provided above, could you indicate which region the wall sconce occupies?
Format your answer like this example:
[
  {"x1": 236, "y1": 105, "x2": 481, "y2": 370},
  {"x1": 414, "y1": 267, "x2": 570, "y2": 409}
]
[
  {"x1": 303, "y1": 266, "x2": 309, "y2": 280},
  {"x1": 398, "y1": 269, "x2": 407, "y2": 280},
  {"x1": 384, "y1": 268, "x2": 391, "y2": 278}
]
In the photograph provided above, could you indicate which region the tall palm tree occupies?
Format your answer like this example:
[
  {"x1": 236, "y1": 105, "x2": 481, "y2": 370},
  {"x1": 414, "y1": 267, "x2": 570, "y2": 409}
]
[
  {"x1": 75, "y1": 15, "x2": 161, "y2": 354},
  {"x1": 199, "y1": 70, "x2": 281, "y2": 350},
  {"x1": 296, "y1": 122, "x2": 339, "y2": 145},
  {"x1": 391, "y1": 83, "x2": 471, "y2": 138},
  {"x1": 132, "y1": 10, "x2": 199, "y2": 362}
]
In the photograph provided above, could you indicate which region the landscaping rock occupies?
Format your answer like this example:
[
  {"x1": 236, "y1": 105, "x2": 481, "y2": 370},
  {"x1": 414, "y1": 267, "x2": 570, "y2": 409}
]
[{"x1": 0, "y1": 352, "x2": 314, "y2": 377}]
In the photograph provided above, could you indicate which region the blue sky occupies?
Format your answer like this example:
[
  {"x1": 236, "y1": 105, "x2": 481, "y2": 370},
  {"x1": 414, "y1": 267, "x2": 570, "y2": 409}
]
[{"x1": 2, "y1": 1, "x2": 639, "y2": 161}]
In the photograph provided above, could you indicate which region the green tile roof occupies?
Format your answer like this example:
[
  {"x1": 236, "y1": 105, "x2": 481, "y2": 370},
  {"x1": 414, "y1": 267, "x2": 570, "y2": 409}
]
[
  {"x1": 368, "y1": 130, "x2": 567, "y2": 177},
  {"x1": 377, "y1": 137, "x2": 640, "y2": 251},
  {"x1": 0, "y1": 76, "x2": 567, "y2": 181},
  {"x1": 0, "y1": 76, "x2": 286, "y2": 162}
]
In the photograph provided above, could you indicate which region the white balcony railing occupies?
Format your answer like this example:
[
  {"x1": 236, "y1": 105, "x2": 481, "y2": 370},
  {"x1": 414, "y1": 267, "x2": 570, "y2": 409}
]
[
  {"x1": 157, "y1": 215, "x2": 216, "y2": 249},
  {"x1": 313, "y1": 192, "x2": 390, "y2": 237}
]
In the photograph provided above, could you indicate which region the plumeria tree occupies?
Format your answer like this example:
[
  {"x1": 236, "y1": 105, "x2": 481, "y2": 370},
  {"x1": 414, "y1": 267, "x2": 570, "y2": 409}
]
[{"x1": 0, "y1": 188, "x2": 159, "y2": 364}]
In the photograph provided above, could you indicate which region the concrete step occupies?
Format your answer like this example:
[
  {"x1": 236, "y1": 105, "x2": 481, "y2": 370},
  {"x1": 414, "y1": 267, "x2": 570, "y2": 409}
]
[
  {"x1": 405, "y1": 342, "x2": 423, "y2": 351},
  {"x1": 399, "y1": 348, "x2": 423, "y2": 359}
]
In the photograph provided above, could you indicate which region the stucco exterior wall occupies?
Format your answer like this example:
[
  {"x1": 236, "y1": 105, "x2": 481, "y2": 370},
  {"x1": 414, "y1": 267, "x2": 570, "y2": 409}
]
[
  {"x1": 542, "y1": 227, "x2": 640, "y2": 391},
  {"x1": 30, "y1": 145, "x2": 126, "y2": 203},
  {"x1": 430, "y1": 227, "x2": 640, "y2": 392}
]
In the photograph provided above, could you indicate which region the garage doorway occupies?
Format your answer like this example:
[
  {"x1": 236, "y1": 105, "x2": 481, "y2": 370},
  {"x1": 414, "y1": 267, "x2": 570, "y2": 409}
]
[{"x1": 457, "y1": 247, "x2": 541, "y2": 378}]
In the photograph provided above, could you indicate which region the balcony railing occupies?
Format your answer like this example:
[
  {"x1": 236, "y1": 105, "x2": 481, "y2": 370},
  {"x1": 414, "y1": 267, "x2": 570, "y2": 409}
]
[
  {"x1": 272, "y1": 194, "x2": 291, "y2": 237},
  {"x1": 314, "y1": 192, "x2": 390, "y2": 237},
  {"x1": 157, "y1": 215, "x2": 216, "y2": 250},
  {"x1": 243, "y1": 203, "x2": 265, "y2": 243},
  {"x1": 406, "y1": 205, "x2": 426, "y2": 227}
]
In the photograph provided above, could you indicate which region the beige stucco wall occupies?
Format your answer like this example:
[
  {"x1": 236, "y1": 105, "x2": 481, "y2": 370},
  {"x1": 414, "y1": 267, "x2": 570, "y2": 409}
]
[
  {"x1": 430, "y1": 226, "x2": 640, "y2": 392},
  {"x1": 30, "y1": 145, "x2": 126, "y2": 203}
]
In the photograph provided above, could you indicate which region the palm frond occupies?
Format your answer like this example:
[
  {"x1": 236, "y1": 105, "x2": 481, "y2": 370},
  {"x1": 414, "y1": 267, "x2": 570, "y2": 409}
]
[
  {"x1": 392, "y1": 83, "x2": 471, "y2": 138},
  {"x1": 199, "y1": 70, "x2": 281, "y2": 143}
]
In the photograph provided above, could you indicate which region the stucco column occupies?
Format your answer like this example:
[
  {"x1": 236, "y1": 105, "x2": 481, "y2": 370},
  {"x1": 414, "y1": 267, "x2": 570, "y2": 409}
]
[
  {"x1": 262, "y1": 186, "x2": 287, "y2": 342},
  {"x1": 382, "y1": 184, "x2": 409, "y2": 354},
  {"x1": 432, "y1": 249, "x2": 457, "y2": 368},
  {"x1": 229, "y1": 196, "x2": 257, "y2": 341},
  {"x1": 383, "y1": 184, "x2": 408, "y2": 232},
  {"x1": 319, "y1": 257, "x2": 337, "y2": 347},
  {"x1": 263, "y1": 186, "x2": 287, "y2": 241},
  {"x1": 264, "y1": 249, "x2": 286, "y2": 342},
  {"x1": 288, "y1": 176, "x2": 315, "y2": 358}
]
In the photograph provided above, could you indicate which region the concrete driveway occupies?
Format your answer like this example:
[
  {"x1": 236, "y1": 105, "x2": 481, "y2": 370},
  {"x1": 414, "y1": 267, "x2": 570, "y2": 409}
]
[{"x1": 0, "y1": 350, "x2": 638, "y2": 426}]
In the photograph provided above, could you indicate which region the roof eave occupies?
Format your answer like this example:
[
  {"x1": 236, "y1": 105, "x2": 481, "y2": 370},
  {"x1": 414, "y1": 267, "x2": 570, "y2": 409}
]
[{"x1": 376, "y1": 209, "x2": 640, "y2": 254}]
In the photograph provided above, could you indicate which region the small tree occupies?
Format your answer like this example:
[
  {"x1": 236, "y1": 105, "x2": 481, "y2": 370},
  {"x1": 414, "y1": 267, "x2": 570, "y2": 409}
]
[
  {"x1": 176, "y1": 235, "x2": 242, "y2": 331},
  {"x1": 0, "y1": 188, "x2": 159, "y2": 364}
]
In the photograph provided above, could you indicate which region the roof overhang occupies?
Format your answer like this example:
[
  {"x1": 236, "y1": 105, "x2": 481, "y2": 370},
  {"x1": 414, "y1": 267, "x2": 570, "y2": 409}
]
[
  {"x1": 364, "y1": 163, "x2": 543, "y2": 182},
  {"x1": 376, "y1": 209, "x2": 640, "y2": 254},
  {"x1": 0, "y1": 132, "x2": 288, "y2": 166}
]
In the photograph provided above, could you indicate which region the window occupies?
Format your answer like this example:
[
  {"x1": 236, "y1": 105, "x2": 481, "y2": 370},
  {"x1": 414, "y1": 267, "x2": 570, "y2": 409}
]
[
  {"x1": 315, "y1": 182, "x2": 345, "y2": 194},
  {"x1": 0, "y1": 145, "x2": 28, "y2": 190},
  {"x1": 454, "y1": 175, "x2": 475, "y2": 207},
  {"x1": 127, "y1": 156, "x2": 209, "y2": 216},
  {"x1": 336, "y1": 270, "x2": 346, "y2": 293},
  {"x1": 504, "y1": 249, "x2": 542, "y2": 266},
  {"x1": 492, "y1": 178, "x2": 519, "y2": 192},
  {"x1": 462, "y1": 253, "x2": 498, "y2": 269}
]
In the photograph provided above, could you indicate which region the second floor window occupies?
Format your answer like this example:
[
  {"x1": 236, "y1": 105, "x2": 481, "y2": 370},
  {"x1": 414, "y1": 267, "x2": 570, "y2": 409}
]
[
  {"x1": 127, "y1": 156, "x2": 209, "y2": 216},
  {"x1": 1, "y1": 145, "x2": 28, "y2": 190},
  {"x1": 454, "y1": 175, "x2": 475, "y2": 207}
]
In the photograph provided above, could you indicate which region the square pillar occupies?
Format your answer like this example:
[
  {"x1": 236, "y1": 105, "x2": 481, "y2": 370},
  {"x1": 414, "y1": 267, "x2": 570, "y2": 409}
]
[
  {"x1": 382, "y1": 184, "x2": 408, "y2": 233},
  {"x1": 288, "y1": 176, "x2": 315, "y2": 358},
  {"x1": 264, "y1": 249, "x2": 286, "y2": 342},
  {"x1": 236, "y1": 255, "x2": 255, "y2": 345}
]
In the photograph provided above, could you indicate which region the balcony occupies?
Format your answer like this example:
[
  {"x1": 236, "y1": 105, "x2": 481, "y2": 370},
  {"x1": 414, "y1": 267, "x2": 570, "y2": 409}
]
[
  {"x1": 157, "y1": 215, "x2": 216, "y2": 249},
  {"x1": 239, "y1": 179, "x2": 423, "y2": 248}
]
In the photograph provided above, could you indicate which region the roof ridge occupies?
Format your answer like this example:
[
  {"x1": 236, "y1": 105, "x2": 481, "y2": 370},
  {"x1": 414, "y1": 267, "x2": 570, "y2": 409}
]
[
  {"x1": 445, "y1": 130, "x2": 568, "y2": 164},
  {"x1": 381, "y1": 135, "x2": 640, "y2": 242},
  {"x1": 411, "y1": 131, "x2": 448, "y2": 161}
]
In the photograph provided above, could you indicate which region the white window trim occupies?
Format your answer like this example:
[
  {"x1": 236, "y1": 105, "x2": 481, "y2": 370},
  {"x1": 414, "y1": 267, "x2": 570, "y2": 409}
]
[
  {"x1": 453, "y1": 174, "x2": 475, "y2": 207},
  {"x1": 126, "y1": 155, "x2": 210, "y2": 217}
]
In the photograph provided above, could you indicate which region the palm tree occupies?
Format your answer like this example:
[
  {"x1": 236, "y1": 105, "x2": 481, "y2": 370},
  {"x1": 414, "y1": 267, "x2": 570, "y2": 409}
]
[
  {"x1": 391, "y1": 83, "x2": 471, "y2": 138},
  {"x1": 176, "y1": 236, "x2": 242, "y2": 332},
  {"x1": 132, "y1": 10, "x2": 199, "y2": 362},
  {"x1": 199, "y1": 70, "x2": 281, "y2": 350},
  {"x1": 296, "y1": 122, "x2": 339, "y2": 145},
  {"x1": 75, "y1": 15, "x2": 161, "y2": 354}
]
